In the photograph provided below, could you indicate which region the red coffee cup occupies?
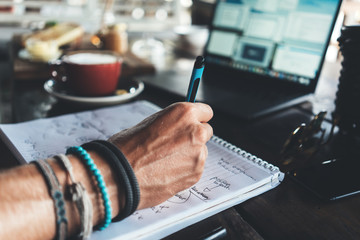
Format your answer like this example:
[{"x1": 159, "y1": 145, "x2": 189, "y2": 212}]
[{"x1": 51, "y1": 50, "x2": 122, "y2": 96}]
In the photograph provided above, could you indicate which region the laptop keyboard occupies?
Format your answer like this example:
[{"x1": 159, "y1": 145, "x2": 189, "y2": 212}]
[
  {"x1": 140, "y1": 69, "x2": 309, "y2": 119},
  {"x1": 205, "y1": 78, "x2": 302, "y2": 104}
]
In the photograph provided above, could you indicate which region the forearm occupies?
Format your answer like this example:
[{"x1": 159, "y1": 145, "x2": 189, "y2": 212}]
[
  {"x1": 0, "y1": 151, "x2": 123, "y2": 240},
  {"x1": 0, "y1": 102, "x2": 214, "y2": 239}
]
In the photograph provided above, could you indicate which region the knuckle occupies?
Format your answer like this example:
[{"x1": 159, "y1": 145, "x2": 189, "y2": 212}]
[
  {"x1": 200, "y1": 103, "x2": 214, "y2": 116},
  {"x1": 172, "y1": 102, "x2": 191, "y2": 111},
  {"x1": 183, "y1": 104, "x2": 196, "y2": 117},
  {"x1": 193, "y1": 123, "x2": 212, "y2": 144},
  {"x1": 169, "y1": 102, "x2": 195, "y2": 119},
  {"x1": 196, "y1": 125, "x2": 209, "y2": 143},
  {"x1": 179, "y1": 102, "x2": 195, "y2": 115}
]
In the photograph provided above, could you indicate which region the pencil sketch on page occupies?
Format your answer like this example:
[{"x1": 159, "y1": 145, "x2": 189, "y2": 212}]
[{"x1": 0, "y1": 101, "x2": 160, "y2": 163}]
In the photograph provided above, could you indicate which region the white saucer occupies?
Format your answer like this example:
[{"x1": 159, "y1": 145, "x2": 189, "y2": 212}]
[{"x1": 44, "y1": 79, "x2": 144, "y2": 106}]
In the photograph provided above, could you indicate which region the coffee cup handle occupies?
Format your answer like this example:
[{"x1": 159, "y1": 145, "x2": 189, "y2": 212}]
[{"x1": 50, "y1": 60, "x2": 67, "y2": 83}]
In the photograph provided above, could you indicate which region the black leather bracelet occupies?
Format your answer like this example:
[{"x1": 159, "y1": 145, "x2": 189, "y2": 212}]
[
  {"x1": 92, "y1": 140, "x2": 140, "y2": 215},
  {"x1": 81, "y1": 141, "x2": 135, "y2": 222}
]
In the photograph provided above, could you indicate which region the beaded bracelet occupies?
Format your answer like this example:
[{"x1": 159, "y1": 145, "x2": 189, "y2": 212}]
[
  {"x1": 33, "y1": 159, "x2": 68, "y2": 240},
  {"x1": 54, "y1": 154, "x2": 93, "y2": 239},
  {"x1": 66, "y1": 146, "x2": 112, "y2": 231},
  {"x1": 92, "y1": 140, "x2": 140, "y2": 215},
  {"x1": 82, "y1": 141, "x2": 138, "y2": 221}
]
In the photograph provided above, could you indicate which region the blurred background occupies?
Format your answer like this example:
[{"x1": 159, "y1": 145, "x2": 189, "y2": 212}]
[
  {"x1": 1, "y1": 0, "x2": 360, "y2": 124},
  {"x1": 1, "y1": 0, "x2": 360, "y2": 70}
]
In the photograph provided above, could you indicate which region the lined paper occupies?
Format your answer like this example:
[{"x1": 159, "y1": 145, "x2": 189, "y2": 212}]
[{"x1": 91, "y1": 138, "x2": 280, "y2": 240}]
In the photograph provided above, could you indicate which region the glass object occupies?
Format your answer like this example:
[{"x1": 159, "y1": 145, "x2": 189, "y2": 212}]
[{"x1": 131, "y1": 6, "x2": 167, "y2": 64}]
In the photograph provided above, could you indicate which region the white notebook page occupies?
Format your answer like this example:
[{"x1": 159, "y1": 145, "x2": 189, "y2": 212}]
[
  {"x1": 0, "y1": 100, "x2": 283, "y2": 239},
  {"x1": 0, "y1": 101, "x2": 160, "y2": 163},
  {"x1": 92, "y1": 138, "x2": 281, "y2": 240}
]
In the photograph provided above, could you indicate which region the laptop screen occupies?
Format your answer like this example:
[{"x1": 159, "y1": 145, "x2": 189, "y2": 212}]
[{"x1": 204, "y1": 0, "x2": 342, "y2": 87}]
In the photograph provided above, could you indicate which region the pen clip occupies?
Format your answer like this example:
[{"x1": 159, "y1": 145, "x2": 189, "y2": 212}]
[{"x1": 188, "y1": 78, "x2": 201, "y2": 102}]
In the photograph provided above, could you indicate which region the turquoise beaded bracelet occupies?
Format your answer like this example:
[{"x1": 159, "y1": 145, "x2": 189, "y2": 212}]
[{"x1": 66, "y1": 146, "x2": 112, "y2": 230}]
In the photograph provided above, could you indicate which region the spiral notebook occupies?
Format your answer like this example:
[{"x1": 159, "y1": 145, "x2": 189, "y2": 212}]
[{"x1": 0, "y1": 100, "x2": 284, "y2": 239}]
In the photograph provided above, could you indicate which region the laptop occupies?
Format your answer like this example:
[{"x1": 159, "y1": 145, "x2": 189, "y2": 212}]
[{"x1": 138, "y1": 0, "x2": 342, "y2": 120}]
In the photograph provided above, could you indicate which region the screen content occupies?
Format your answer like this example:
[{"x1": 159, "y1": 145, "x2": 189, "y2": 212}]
[{"x1": 206, "y1": 0, "x2": 341, "y2": 86}]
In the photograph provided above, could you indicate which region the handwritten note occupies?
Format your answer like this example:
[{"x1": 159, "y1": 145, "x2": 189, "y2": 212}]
[
  {"x1": 90, "y1": 138, "x2": 282, "y2": 240},
  {"x1": 0, "y1": 100, "x2": 283, "y2": 240}
]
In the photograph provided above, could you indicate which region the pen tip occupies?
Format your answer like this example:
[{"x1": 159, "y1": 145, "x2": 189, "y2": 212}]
[
  {"x1": 195, "y1": 56, "x2": 205, "y2": 67},
  {"x1": 196, "y1": 56, "x2": 205, "y2": 62}
]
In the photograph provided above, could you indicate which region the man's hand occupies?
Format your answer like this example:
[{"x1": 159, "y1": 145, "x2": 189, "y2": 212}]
[{"x1": 109, "y1": 102, "x2": 213, "y2": 209}]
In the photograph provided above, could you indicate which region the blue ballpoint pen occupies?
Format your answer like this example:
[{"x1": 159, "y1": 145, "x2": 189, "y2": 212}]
[{"x1": 186, "y1": 56, "x2": 205, "y2": 102}]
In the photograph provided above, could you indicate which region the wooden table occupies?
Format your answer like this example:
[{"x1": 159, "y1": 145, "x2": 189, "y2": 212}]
[{"x1": 1, "y1": 38, "x2": 360, "y2": 239}]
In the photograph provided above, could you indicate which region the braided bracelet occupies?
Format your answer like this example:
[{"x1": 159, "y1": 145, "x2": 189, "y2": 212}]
[
  {"x1": 33, "y1": 159, "x2": 68, "y2": 240},
  {"x1": 81, "y1": 141, "x2": 137, "y2": 221},
  {"x1": 66, "y1": 146, "x2": 112, "y2": 231},
  {"x1": 92, "y1": 140, "x2": 140, "y2": 215},
  {"x1": 54, "y1": 154, "x2": 93, "y2": 239}
]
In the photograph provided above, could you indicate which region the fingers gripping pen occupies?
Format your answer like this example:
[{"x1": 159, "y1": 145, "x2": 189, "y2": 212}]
[{"x1": 186, "y1": 56, "x2": 205, "y2": 102}]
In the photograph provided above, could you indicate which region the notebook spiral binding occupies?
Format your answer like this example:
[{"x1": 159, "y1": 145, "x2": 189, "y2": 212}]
[{"x1": 211, "y1": 135, "x2": 279, "y2": 172}]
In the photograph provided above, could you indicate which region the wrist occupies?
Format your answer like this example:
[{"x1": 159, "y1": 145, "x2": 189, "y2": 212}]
[
  {"x1": 82, "y1": 140, "x2": 140, "y2": 220},
  {"x1": 48, "y1": 151, "x2": 124, "y2": 236}
]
